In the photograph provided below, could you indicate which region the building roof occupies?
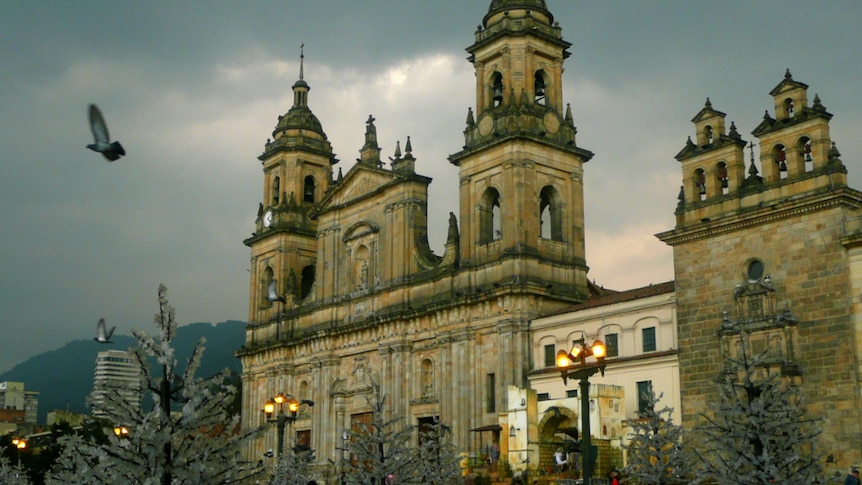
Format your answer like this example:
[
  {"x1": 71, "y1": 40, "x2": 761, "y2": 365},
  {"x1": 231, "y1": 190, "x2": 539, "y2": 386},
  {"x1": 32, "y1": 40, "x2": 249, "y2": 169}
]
[{"x1": 543, "y1": 280, "x2": 676, "y2": 319}]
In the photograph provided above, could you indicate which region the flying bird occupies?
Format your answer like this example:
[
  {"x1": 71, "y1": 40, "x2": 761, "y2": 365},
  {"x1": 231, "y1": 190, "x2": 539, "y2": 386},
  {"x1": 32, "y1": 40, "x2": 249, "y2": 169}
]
[
  {"x1": 266, "y1": 279, "x2": 286, "y2": 303},
  {"x1": 86, "y1": 104, "x2": 126, "y2": 161},
  {"x1": 94, "y1": 318, "x2": 115, "y2": 343}
]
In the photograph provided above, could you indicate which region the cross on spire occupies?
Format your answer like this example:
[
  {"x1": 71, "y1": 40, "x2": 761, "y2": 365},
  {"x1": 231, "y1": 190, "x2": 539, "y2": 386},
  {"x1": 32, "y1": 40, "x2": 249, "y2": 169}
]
[{"x1": 299, "y1": 43, "x2": 305, "y2": 81}]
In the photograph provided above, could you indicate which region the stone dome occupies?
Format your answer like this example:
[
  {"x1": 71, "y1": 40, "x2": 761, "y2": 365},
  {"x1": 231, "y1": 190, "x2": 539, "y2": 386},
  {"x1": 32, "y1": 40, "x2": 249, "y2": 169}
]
[{"x1": 485, "y1": 0, "x2": 552, "y2": 26}]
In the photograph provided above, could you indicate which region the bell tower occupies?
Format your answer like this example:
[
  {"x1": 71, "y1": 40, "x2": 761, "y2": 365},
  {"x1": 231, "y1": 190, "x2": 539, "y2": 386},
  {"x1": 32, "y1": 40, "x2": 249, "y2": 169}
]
[
  {"x1": 244, "y1": 46, "x2": 336, "y2": 329},
  {"x1": 449, "y1": 0, "x2": 594, "y2": 300},
  {"x1": 658, "y1": 71, "x2": 862, "y2": 466}
]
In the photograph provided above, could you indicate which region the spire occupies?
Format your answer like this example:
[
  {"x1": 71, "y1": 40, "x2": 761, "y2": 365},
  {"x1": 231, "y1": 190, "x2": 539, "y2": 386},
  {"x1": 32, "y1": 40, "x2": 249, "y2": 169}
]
[
  {"x1": 359, "y1": 115, "x2": 382, "y2": 166},
  {"x1": 291, "y1": 44, "x2": 310, "y2": 109},
  {"x1": 299, "y1": 43, "x2": 305, "y2": 81},
  {"x1": 268, "y1": 42, "x2": 328, "y2": 147}
]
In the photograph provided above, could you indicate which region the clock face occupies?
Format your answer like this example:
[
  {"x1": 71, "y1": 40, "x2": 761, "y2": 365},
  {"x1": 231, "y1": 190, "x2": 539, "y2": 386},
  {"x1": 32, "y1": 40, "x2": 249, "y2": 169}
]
[{"x1": 263, "y1": 210, "x2": 273, "y2": 227}]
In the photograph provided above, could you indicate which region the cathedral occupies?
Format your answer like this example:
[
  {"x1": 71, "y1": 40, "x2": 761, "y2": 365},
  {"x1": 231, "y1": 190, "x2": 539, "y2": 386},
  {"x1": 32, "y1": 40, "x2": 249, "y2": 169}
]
[{"x1": 238, "y1": 0, "x2": 862, "y2": 480}]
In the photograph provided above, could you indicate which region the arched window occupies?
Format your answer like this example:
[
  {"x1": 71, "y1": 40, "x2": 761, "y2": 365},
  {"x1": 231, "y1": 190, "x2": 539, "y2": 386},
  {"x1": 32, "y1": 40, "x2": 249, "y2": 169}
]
[
  {"x1": 480, "y1": 188, "x2": 502, "y2": 243},
  {"x1": 534, "y1": 71, "x2": 546, "y2": 105},
  {"x1": 705, "y1": 125, "x2": 714, "y2": 145},
  {"x1": 717, "y1": 162, "x2": 729, "y2": 195},
  {"x1": 799, "y1": 136, "x2": 813, "y2": 172},
  {"x1": 491, "y1": 72, "x2": 504, "y2": 108},
  {"x1": 775, "y1": 144, "x2": 787, "y2": 179},
  {"x1": 694, "y1": 168, "x2": 707, "y2": 201},
  {"x1": 272, "y1": 176, "x2": 280, "y2": 204},
  {"x1": 540, "y1": 186, "x2": 563, "y2": 241},
  {"x1": 300, "y1": 265, "x2": 315, "y2": 299},
  {"x1": 303, "y1": 175, "x2": 316, "y2": 203},
  {"x1": 421, "y1": 359, "x2": 434, "y2": 398},
  {"x1": 262, "y1": 266, "x2": 274, "y2": 306}
]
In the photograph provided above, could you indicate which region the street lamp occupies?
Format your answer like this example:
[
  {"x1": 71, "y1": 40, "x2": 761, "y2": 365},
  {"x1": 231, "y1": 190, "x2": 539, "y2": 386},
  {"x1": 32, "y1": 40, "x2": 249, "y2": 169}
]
[
  {"x1": 262, "y1": 393, "x2": 314, "y2": 457},
  {"x1": 11, "y1": 438, "x2": 27, "y2": 468},
  {"x1": 556, "y1": 337, "x2": 607, "y2": 485},
  {"x1": 113, "y1": 425, "x2": 130, "y2": 438}
]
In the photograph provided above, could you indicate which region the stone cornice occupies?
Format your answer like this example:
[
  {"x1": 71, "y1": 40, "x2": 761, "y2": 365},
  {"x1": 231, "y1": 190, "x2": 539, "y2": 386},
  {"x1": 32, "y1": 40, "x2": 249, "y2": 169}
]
[{"x1": 657, "y1": 188, "x2": 862, "y2": 246}]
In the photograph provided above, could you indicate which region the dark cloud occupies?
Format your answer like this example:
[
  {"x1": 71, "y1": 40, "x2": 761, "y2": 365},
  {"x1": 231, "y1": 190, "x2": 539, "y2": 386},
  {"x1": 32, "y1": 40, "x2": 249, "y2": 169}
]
[{"x1": 1, "y1": 1, "x2": 861, "y2": 373}]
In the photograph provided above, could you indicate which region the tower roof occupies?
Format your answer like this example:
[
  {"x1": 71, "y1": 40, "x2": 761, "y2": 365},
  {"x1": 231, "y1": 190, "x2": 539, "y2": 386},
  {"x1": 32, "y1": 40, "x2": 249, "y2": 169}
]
[
  {"x1": 272, "y1": 45, "x2": 327, "y2": 140},
  {"x1": 485, "y1": 0, "x2": 553, "y2": 26}
]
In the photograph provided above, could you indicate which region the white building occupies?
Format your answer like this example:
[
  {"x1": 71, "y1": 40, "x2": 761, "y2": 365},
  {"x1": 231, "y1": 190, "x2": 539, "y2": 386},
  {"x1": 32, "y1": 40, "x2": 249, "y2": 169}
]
[
  {"x1": 91, "y1": 350, "x2": 140, "y2": 418},
  {"x1": 528, "y1": 281, "x2": 680, "y2": 448},
  {"x1": 0, "y1": 381, "x2": 39, "y2": 425}
]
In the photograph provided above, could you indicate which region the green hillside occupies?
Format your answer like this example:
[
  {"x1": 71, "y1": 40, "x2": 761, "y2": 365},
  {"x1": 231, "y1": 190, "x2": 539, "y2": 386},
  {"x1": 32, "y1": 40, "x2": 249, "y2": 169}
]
[{"x1": 0, "y1": 321, "x2": 246, "y2": 423}]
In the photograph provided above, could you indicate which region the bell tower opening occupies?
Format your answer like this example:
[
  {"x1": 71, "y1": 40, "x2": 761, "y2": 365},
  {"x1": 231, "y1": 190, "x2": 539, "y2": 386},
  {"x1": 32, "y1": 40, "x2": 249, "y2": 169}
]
[
  {"x1": 303, "y1": 175, "x2": 316, "y2": 203},
  {"x1": 534, "y1": 71, "x2": 546, "y2": 105},
  {"x1": 491, "y1": 72, "x2": 504, "y2": 108},
  {"x1": 480, "y1": 187, "x2": 502, "y2": 243}
]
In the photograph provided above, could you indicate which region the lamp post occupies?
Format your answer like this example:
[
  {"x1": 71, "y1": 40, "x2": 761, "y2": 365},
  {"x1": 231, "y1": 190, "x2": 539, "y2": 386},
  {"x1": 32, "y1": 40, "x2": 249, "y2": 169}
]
[
  {"x1": 11, "y1": 437, "x2": 26, "y2": 468},
  {"x1": 263, "y1": 392, "x2": 314, "y2": 457},
  {"x1": 556, "y1": 337, "x2": 607, "y2": 485}
]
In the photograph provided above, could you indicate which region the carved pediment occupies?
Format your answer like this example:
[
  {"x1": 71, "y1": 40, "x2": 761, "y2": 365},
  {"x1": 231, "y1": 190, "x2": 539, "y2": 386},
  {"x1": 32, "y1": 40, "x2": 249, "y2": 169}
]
[{"x1": 327, "y1": 168, "x2": 394, "y2": 208}]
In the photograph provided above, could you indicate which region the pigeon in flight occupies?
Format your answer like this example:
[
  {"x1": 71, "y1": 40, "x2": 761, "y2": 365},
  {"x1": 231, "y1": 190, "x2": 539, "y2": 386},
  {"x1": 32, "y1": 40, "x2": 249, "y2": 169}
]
[
  {"x1": 86, "y1": 104, "x2": 126, "y2": 161},
  {"x1": 94, "y1": 318, "x2": 115, "y2": 343},
  {"x1": 266, "y1": 279, "x2": 286, "y2": 303}
]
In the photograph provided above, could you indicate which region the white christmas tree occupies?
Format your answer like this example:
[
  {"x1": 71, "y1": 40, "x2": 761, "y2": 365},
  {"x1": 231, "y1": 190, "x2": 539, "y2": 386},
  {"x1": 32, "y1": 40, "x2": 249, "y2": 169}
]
[
  {"x1": 0, "y1": 455, "x2": 32, "y2": 485},
  {"x1": 622, "y1": 390, "x2": 695, "y2": 485},
  {"x1": 339, "y1": 387, "x2": 417, "y2": 485},
  {"x1": 268, "y1": 448, "x2": 316, "y2": 485},
  {"x1": 695, "y1": 336, "x2": 823, "y2": 484},
  {"x1": 47, "y1": 284, "x2": 263, "y2": 485},
  {"x1": 404, "y1": 419, "x2": 462, "y2": 485}
]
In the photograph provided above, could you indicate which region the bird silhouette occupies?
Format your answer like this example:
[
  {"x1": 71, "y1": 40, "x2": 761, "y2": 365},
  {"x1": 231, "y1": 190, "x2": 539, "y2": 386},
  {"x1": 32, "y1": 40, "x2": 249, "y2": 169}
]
[
  {"x1": 94, "y1": 318, "x2": 115, "y2": 343},
  {"x1": 266, "y1": 279, "x2": 286, "y2": 303},
  {"x1": 86, "y1": 104, "x2": 125, "y2": 161}
]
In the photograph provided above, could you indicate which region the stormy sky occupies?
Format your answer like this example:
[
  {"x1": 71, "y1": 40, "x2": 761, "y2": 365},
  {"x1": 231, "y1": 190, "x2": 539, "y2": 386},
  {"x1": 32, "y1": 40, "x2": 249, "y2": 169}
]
[{"x1": 2, "y1": 0, "x2": 861, "y2": 373}]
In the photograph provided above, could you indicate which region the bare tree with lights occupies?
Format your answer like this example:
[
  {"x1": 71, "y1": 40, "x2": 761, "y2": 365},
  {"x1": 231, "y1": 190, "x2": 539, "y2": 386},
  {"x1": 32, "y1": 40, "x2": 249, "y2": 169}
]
[
  {"x1": 339, "y1": 387, "x2": 417, "y2": 485},
  {"x1": 268, "y1": 447, "x2": 316, "y2": 485},
  {"x1": 695, "y1": 336, "x2": 823, "y2": 485},
  {"x1": 47, "y1": 284, "x2": 263, "y2": 484},
  {"x1": 404, "y1": 419, "x2": 462, "y2": 485},
  {"x1": 0, "y1": 455, "x2": 32, "y2": 485},
  {"x1": 622, "y1": 390, "x2": 695, "y2": 485}
]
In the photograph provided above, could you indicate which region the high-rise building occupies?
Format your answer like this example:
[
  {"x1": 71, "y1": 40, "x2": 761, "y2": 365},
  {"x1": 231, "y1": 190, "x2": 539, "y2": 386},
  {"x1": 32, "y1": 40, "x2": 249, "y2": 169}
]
[{"x1": 91, "y1": 349, "x2": 140, "y2": 418}]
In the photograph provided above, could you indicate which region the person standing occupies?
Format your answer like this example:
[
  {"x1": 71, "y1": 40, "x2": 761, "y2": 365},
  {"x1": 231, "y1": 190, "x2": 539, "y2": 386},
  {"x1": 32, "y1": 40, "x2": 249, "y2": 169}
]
[{"x1": 845, "y1": 468, "x2": 861, "y2": 485}]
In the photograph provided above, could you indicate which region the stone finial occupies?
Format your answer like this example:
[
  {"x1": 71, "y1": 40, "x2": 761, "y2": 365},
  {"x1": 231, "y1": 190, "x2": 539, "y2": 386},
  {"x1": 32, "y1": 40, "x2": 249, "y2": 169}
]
[
  {"x1": 729, "y1": 121, "x2": 740, "y2": 139},
  {"x1": 784, "y1": 68, "x2": 793, "y2": 80},
  {"x1": 564, "y1": 103, "x2": 573, "y2": 124},
  {"x1": 828, "y1": 141, "x2": 842, "y2": 161},
  {"x1": 466, "y1": 107, "x2": 475, "y2": 126},
  {"x1": 813, "y1": 93, "x2": 826, "y2": 112}
]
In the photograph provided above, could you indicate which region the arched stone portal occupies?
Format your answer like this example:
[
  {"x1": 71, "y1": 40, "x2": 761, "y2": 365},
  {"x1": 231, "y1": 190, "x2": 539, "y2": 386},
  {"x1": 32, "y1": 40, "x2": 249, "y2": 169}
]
[{"x1": 537, "y1": 406, "x2": 579, "y2": 473}]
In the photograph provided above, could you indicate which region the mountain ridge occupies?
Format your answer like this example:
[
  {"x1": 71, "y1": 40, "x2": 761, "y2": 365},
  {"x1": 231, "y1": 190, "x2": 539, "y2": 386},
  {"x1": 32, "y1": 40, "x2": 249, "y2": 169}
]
[{"x1": 0, "y1": 320, "x2": 246, "y2": 423}]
